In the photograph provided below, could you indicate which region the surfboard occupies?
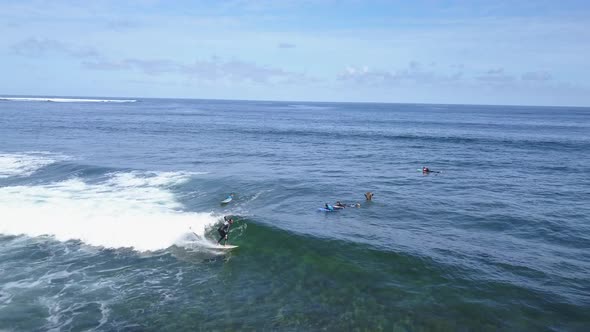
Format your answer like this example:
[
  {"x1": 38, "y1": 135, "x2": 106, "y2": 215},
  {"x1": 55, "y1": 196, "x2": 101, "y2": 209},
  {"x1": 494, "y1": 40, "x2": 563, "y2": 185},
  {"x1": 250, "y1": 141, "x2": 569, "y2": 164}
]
[
  {"x1": 417, "y1": 169, "x2": 441, "y2": 173},
  {"x1": 208, "y1": 244, "x2": 238, "y2": 249},
  {"x1": 318, "y1": 208, "x2": 338, "y2": 212},
  {"x1": 221, "y1": 195, "x2": 233, "y2": 204}
]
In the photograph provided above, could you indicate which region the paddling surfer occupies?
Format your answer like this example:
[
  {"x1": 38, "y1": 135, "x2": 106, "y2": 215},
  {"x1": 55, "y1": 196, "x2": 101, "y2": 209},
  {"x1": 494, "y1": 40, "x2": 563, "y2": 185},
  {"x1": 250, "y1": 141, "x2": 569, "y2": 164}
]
[{"x1": 422, "y1": 167, "x2": 440, "y2": 174}]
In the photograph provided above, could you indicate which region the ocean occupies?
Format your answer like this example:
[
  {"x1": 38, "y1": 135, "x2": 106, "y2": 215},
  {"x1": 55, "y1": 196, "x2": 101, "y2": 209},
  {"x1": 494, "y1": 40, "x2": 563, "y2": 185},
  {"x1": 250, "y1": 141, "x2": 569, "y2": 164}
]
[{"x1": 0, "y1": 97, "x2": 589, "y2": 331}]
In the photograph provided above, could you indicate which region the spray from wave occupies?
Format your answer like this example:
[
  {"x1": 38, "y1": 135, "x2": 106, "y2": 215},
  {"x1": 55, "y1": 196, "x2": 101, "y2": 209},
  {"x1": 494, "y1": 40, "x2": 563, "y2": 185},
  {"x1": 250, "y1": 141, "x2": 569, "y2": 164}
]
[{"x1": 0, "y1": 170, "x2": 218, "y2": 251}]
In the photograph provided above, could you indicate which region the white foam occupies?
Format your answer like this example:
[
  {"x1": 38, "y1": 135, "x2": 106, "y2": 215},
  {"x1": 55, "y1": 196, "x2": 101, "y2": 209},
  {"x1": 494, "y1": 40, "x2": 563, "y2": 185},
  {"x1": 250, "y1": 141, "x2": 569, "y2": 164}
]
[
  {"x1": 0, "y1": 97, "x2": 136, "y2": 103},
  {"x1": 0, "y1": 172, "x2": 218, "y2": 251},
  {"x1": 0, "y1": 152, "x2": 62, "y2": 178},
  {"x1": 105, "y1": 171, "x2": 205, "y2": 188},
  {"x1": 97, "y1": 301, "x2": 111, "y2": 329},
  {"x1": 0, "y1": 290, "x2": 13, "y2": 306}
]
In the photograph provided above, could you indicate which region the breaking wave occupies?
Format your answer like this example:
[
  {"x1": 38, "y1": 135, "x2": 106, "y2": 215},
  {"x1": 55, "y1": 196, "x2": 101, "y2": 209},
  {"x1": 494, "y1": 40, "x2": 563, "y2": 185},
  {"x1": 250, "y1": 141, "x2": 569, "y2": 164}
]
[{"x1": 0, "y1": 170, "x2": 217, "y2": 251}]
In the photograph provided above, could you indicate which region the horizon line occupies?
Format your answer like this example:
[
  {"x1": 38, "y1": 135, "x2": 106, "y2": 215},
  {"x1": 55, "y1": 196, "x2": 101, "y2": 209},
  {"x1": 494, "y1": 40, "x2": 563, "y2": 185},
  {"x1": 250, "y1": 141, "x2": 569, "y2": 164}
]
[{"x1": 1, "y1": 93, "x2": 589, "y2": 109}]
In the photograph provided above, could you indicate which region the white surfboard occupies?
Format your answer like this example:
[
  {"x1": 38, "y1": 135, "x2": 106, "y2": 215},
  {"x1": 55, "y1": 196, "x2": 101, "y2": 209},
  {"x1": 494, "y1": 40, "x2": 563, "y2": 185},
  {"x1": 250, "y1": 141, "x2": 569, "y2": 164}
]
[{"x1": 208, "y1": 244, "x2": 238, "y2": 250}]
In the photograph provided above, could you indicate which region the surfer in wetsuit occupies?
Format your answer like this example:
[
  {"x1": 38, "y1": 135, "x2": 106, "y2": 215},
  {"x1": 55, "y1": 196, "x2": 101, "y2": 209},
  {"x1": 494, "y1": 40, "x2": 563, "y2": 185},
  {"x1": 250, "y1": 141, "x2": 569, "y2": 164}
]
[
  {"x1": 325, "y1": 203, "x2": 334, "y2": 211},
  {"x1": 218, "y1": 216, "x2": 234, "y2": 245},
  {"x1": 422, "y1": 167, "x2": 440, "y2": 174},
  {"x1": 335, "y1": 201, "x2": 345, "y2": 208}
]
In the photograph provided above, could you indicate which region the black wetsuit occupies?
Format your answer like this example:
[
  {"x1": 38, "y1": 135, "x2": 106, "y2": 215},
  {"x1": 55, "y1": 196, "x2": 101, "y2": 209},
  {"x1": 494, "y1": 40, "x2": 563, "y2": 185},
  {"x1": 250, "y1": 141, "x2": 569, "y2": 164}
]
[{"x1": 218, "y1": 221, "x2": 230, "y2": 244}]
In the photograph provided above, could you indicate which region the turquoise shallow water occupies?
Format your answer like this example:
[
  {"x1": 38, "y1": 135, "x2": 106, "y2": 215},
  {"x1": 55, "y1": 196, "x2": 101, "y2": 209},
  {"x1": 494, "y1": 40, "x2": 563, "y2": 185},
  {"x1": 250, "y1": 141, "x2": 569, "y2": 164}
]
[{"x1": 0, "y1": 98, "x2": 589, "y2": 331}]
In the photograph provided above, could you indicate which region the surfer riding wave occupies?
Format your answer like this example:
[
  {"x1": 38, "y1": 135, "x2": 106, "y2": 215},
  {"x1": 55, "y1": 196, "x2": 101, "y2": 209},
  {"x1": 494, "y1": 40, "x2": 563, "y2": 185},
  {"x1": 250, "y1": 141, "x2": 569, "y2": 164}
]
[{"x1": 218, "y1": 216, "x2": 234, "y2": 245}]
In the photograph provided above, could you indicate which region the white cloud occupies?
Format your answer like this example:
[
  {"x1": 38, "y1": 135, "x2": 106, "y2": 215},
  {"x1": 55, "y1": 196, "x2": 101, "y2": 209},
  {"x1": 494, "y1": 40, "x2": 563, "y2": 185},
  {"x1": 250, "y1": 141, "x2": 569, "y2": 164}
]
[
  {"x1": 521, "y1": 71, "x2": 552, "y2": 81},
  {"x1": 338, "y1": 62, "x2": 459, "y2": 85},
  {"x1": 476, "y1": 68, "x2": 514, "y2": 82},
  {"x1": 278, "y1": 42, "x2": 296, "y2": 49},
  {"x1": 83, "y1": 56, "x2": 313, "y2": 84},
  {"x1": 12, "y1": 38, "x2": 100, "y2": 58}
]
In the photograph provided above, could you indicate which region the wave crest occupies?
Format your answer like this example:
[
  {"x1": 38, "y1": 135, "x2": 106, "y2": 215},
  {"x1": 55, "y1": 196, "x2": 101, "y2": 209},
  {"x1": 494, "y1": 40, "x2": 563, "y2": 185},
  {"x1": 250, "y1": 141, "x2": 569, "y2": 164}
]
[
  {"x1": 0, "y1": 152, "x2": 65, "y2": 178},
  {"x1": 0, "y1": 172, "x2": 217, "y2": 251}
]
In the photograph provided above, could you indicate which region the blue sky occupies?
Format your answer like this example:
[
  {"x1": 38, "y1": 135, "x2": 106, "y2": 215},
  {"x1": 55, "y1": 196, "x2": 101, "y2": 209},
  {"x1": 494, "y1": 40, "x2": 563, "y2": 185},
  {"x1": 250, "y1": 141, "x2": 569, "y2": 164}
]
[{"x1": 1, "y1": 0, "x2": 589, "y2": 106}]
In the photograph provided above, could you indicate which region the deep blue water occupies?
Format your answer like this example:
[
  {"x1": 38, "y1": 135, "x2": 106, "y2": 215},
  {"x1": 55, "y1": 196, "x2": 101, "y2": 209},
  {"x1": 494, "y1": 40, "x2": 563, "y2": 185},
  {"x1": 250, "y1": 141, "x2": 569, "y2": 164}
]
[{"x1": 0, "y1": 97, "x2": 589, "y2": 331}]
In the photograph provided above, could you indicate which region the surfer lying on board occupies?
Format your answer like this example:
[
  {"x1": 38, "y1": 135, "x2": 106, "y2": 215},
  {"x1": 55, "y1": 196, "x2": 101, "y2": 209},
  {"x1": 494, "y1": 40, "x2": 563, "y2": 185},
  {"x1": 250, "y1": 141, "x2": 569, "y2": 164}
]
[
  {"x1": 422, "y1": 167, "x2": 441, "y2": 174},
  {"x1": 218, "y1": 216, "x2": 234, "y2": 245},
  {"x1": 334, "y1": 201, "x2": 345, "y2": 208},
  {"x1": 324, "y1": 203, "x2": 335, "y2": 211}
]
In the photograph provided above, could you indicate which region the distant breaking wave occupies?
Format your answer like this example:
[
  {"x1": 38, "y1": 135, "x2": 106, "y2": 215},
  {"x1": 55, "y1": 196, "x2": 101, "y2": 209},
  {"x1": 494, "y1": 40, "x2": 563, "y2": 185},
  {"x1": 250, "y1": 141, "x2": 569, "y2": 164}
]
[
  {"x1": 0, "y1": 97, "x2": 137, "y2": 103},
  {"x1": 287, "y1": 104, "x2": 332, "y2": 110}
]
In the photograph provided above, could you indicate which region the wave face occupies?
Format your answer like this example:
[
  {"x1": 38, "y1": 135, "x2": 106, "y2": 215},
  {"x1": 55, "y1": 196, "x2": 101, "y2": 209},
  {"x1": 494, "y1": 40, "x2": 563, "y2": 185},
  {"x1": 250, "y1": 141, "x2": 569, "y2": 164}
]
[{"x1": 0, "y1": 100, "x2": 589, "y2": 330}]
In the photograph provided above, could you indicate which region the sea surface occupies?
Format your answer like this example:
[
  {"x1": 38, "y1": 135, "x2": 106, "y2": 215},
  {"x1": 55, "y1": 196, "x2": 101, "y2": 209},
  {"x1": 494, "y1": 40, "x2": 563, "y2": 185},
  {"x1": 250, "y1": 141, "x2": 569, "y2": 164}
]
[{"x1": 0, "y1": 97, "x2": 589, "y2": 331}]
